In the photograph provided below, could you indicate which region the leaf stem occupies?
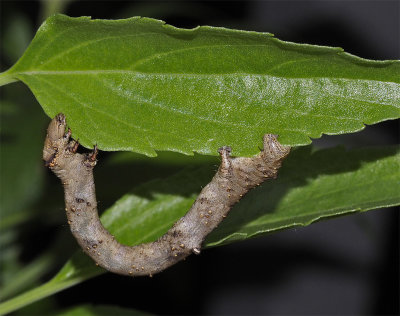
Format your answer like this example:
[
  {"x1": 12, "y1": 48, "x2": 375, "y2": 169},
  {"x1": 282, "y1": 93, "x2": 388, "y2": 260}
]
[
  {"x1": 0, "y1": 71, "x2": 18, "y2": 87},
  {"x1": 0, "y1": 253, "x2": 54, "y2": 301},
  {"x1": 0, "y1": 271, "x2": 100, "y2": 315}
]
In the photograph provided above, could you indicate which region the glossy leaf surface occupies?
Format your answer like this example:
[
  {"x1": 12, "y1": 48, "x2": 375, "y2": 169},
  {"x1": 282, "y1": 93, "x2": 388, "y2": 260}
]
[{"x1": 1, "y1": 14, "x2": 399, "y2": 156}]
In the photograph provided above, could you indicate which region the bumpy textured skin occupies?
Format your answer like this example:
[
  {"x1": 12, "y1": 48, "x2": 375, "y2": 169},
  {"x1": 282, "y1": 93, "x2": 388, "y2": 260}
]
[{"x1": 44, "y1": 114, "x2": 290, "y2": 277}]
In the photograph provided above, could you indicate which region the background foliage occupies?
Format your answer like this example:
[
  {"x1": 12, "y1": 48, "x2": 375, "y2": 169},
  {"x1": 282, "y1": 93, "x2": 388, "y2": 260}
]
[{"x1": 0, "y1": 1, "x2": 399, "y2": 315}]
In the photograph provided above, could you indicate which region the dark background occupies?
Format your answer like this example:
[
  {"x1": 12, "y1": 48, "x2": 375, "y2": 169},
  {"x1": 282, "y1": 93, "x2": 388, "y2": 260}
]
[{"x1": 1, "y1": 1, "x2": 399, "y2": 315}]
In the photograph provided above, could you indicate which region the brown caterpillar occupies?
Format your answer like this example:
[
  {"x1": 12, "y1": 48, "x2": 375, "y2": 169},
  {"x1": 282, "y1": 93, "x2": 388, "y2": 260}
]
[{"x1": 43, "y1": 114, "x2": 290, "y2": 277}]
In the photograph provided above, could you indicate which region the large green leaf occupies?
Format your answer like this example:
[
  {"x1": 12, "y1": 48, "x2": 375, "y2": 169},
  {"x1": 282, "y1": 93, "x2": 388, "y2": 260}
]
[
  {"x1": 1, "y1": 14, "x2": 399, "y2": 156},
  {"x1": 1, "y1": 145, "x2": 398, "y2": 314}
]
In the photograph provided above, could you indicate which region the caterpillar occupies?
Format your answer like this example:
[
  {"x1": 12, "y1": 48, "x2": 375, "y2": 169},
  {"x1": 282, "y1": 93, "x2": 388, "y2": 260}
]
[{"x1": 43, "y1": 114, "x2": 290, "y2": 277}]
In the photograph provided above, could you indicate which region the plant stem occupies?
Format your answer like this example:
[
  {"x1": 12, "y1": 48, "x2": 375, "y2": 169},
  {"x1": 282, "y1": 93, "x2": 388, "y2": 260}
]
[
  {"x1": 0, "y1": 71, "x2": 18, "y2": 86},
  {"x1": 0, "y1": 279, "x2": 77, "y2": 315},
  {"x1": 0, "y1": 270, "x2": 100, "y2": 315},
  {"x1": 0, "y1": 253, "x2": 54, "y2": 301}
]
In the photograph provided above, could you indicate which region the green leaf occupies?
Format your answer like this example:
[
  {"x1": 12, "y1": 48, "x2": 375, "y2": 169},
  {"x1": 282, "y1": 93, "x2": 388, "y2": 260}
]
[
  {"x1": 206, "y1": 145, "x2": 400, "y2": 246},
  {"x1": 1, "y1": 14, "x2": 399, "y2": 156},
  {"x1": 1, "y1": 145, "x2": 398, "y2": 314}
]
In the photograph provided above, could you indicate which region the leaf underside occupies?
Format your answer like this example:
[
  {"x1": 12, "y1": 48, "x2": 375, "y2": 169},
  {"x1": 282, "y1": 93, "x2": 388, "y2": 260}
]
[{"x1": 2, "y1": 14, "x2": 399, "y2": 156}]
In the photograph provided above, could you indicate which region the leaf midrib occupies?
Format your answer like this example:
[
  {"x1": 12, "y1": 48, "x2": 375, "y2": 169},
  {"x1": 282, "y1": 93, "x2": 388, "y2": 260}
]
[
  {"x1": 18, "y1": 70, "x2": 400, "y2": 140},
  {"x1": 31, "y1": 74, "x2": 346, "y2": 139},
  {"x1": 15, "y1": 70, "x2": 399, "y2": 84},
  {"x1": 22, "y1": 71, "x2": 399, "y2": 123}
]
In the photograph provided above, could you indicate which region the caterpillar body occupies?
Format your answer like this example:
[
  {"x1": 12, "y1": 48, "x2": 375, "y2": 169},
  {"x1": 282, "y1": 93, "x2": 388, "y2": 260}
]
[{"x1": 43, "y1": 114, "x2": 290, "y2": 277}]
